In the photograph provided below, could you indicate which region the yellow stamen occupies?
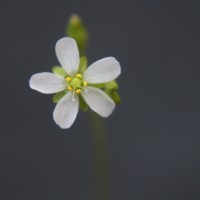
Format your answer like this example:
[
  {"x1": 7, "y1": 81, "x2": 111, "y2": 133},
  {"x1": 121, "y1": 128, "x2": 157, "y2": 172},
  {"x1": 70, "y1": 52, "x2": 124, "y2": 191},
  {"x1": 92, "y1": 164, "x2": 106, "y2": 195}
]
[
  {"x1": 67, "y1": 86, "x2": 73, "y2": 91},
  {"x1": 75, "y1": 89, "x2": 81, "y2": 94},
  {"x1": 83, "y1": 81, "x2": 88, "y2": 87},
  {"x1": 66, "y1": 77, "x2": 72, "y2": 82},
  {"x1": 76, "y1": 73, "x2": 82, "y2": 78}
]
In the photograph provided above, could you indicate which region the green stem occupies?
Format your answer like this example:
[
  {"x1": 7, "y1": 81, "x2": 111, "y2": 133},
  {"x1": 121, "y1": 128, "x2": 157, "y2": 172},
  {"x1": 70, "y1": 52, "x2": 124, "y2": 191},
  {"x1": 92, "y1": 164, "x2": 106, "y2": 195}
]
[
  {"x1": 89, "y1": 111, "x2": 110, "y2": 200},
  {"x1": 66, "y1": 14, "x2": 110, "y2": 200}
]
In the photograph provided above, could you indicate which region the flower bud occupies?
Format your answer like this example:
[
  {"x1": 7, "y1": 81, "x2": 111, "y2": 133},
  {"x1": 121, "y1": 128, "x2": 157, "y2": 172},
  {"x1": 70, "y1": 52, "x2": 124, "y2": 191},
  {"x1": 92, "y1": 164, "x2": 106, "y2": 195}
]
[{"x1": 66, "y1": 14, "x2": 89, "y2": 57}]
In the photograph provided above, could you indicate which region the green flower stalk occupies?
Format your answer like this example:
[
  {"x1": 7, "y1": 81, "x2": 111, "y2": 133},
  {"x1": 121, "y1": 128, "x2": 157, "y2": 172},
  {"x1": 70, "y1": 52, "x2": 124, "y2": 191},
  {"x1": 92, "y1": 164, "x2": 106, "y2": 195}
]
[{"x1": 29, "y1": 14, "x2": 122, "y2": 200}]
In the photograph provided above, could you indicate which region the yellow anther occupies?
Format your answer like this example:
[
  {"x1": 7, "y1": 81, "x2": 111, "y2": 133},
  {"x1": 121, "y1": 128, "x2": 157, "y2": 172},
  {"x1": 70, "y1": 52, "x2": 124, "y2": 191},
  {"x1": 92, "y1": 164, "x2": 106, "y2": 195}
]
[
  {"x1": 67, "y1": 86, "x2": 73, "y2": 91},
  {"x1": 76, "y1": 73, "x2": 82, "y2": 78},
  {"x1": 83, "y1": 81, "x2": 88, "y2": 87},
  {"x1": 66, "y1": 77, "x2": 72, "y2": 82},
  {"x1": 75, "y1": 89, "x2": 81, "y2": 94}
]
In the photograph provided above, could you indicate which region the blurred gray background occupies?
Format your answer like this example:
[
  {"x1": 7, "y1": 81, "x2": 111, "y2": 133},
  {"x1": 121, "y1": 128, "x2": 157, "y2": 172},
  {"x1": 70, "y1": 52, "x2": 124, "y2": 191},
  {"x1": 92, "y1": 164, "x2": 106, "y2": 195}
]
[{"x1": 1, "y1": 0, "x2": 200, "y2": 199}]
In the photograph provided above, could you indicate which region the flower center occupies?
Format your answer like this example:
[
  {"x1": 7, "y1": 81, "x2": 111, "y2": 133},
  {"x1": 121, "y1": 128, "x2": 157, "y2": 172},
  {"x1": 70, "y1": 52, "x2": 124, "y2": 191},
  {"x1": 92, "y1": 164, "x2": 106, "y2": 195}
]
[{"x1": 66, "y1": 73, "x2": 87, "y2": 94}]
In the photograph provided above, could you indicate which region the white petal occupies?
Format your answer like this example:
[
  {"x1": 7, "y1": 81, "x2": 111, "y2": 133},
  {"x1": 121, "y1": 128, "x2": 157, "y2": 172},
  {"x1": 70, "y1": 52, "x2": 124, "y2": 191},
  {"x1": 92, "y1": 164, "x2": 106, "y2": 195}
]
[
  {"x1": 53, "y1": 92, "x2": 79, "y2": 129},
  {"x1": 29, "y1": 72, "x2": 66, "y2": 94},
  {"x1": 83, "y1": 57, "x2": 121, "y2": 84},
  {"x1": 55, "y1": 37, "x2": 80, "y2": 76},
  {"x1": 82, "y1": 86, "x2": 115, "y2": 117}
]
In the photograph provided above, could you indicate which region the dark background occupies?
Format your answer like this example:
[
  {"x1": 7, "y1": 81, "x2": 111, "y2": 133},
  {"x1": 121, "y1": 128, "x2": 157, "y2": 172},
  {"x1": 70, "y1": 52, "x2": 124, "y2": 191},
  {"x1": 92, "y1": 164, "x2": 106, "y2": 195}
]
[{"x1": 1, "y1": 0, "x2": 200, "y2": 199}]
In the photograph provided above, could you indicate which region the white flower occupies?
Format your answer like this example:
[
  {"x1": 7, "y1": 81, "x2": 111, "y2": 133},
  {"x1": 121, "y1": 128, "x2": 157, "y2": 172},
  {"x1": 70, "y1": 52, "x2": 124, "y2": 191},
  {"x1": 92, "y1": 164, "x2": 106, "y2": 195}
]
[{"x1": 29, "y1": 37, "x2": 121, "y2": 129}]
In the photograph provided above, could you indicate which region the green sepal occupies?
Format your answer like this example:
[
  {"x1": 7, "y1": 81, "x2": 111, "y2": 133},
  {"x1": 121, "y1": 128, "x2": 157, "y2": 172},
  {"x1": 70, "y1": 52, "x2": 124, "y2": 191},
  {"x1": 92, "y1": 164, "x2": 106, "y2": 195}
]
[
  {"x1": 105, "y1": 90, "x2": 121, "y2": 104},
  {"x1": 89, "y1": 83, "x2": 105, "y2": 89},
  {"x1": 52, "y1": 66, "x2": 67, "y2": 77},
  {"x1": 52, "y1": 90, "x2": 67, "y2": 103},
  {"x1": 105, "y1": 80, "x2": 119, "y2": 90},
  {"x1": 79, "y1": 56, "x2": 87, "y2": 73},
  {"x1": 66, "y1": 15, "x2": 89, "y2": 57},
  {"x1": 79, "y1": 95, "x2": 88, "y2": 111}
]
